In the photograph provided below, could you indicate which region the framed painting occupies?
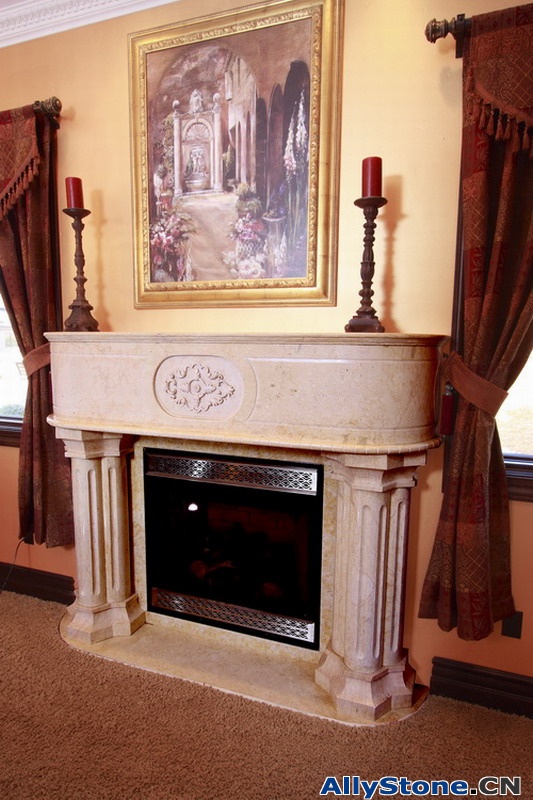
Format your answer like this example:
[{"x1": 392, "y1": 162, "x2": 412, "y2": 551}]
[{"x1": 129, "y1": 0, "x2": 343, "y2": 307}]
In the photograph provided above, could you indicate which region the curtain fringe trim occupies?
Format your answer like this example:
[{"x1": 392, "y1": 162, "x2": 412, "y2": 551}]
[
  {"x1": 472, "y1": 96, "x2": 533, "y2": 155},
  {"x1": 0, "y1": 155, "x2": 40, "y2": 220}
]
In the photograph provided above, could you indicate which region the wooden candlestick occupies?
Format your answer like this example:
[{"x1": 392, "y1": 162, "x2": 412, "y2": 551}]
[
  {"x1": 63, "y1": 207, "x2": 99, "y2": 332},
  {"x1": 345, "y1": 196, "x2": 387, "y2": 333}
]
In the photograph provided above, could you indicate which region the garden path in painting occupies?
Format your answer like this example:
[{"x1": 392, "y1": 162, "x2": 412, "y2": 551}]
[{"x1": 176, "y1": 192, "x2": 237, "y2": 282}]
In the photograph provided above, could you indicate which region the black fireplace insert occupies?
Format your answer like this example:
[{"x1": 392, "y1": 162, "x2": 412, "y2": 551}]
[{"x1": 143, "y1": 448, "x2": 323, "y2": 649}]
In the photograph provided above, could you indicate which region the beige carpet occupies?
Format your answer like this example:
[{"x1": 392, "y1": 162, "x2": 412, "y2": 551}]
[{"x1": 1, "y1": 591, "x2": 531, "y2": 800}]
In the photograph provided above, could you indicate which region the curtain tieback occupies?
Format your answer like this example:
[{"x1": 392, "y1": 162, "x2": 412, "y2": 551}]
[
  {"x1": 22, "y1": 343, "x2": 51, "y2": 377},
  {"x1": 442, "y1": 351, "x2": 507, "y2": 417}
]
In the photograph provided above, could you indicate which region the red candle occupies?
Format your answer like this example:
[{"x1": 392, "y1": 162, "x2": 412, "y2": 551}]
[
  {"x1": 65, "y1": 177, "x2": 84, "y2": 209},
  {"x1": 361, "y1": 157, "x2": 382, "y2": 198}
]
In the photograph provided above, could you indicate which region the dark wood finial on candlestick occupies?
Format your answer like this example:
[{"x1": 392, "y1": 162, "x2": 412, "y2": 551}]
[
  {"x1": 63, "y1": 208, "x2": 99, "y2": 332},
  {"x1": 345, "y1": 196, "x2": 387, "y2": 333}
]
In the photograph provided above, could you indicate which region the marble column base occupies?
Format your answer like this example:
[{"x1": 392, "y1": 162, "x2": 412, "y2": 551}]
[
  {"x1": 315, "y1": 643, "x2": 415, "y2": 722},
  {"x1": 62, "y1": 594, "x2": 145, "y2": 645}
]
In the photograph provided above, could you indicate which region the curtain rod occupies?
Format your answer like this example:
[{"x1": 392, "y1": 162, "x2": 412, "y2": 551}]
[
  {"x1": 32, "y1": 97, "x2": 62, "y2": 117},
  {"x1": 425, "y1": 14, "x2": 472, "y2": 57}
]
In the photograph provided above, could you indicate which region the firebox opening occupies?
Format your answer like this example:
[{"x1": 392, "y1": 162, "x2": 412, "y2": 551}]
[{"x1": 143, "y1": 448, "x2": 323, "y2": 649}]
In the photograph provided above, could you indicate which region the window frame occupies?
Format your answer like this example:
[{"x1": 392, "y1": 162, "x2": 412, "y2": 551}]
[
  {"x1": 0, "y1": 299, "x2": 25, "y2": 447},
  {"x1": 505, "y1": 454, "x2": 533, "y2": 503},
  {"x1": 0, "y1": 416, "x2": 22, "y2": 447}
]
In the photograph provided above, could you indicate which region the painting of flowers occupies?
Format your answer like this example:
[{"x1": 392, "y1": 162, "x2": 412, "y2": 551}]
[{"x1": 130, "y1": 0, "x2": 342, "y2": 307}]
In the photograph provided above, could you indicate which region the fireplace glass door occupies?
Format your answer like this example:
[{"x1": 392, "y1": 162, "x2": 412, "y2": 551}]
[{"x1": 144, "y1": 448, "x2": 323, "y2": 649}]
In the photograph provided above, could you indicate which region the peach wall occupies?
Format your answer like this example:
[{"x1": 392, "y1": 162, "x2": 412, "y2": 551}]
[
  {"x1": 0, "y1": 0, "x2": 530, "y2": 685},
  {"x1": 0, "y1": 446, "x2": 76, "y2": 575}
]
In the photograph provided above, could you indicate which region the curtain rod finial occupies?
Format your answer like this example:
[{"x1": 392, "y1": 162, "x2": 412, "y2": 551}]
[
  {"x1": 425, "y1": 18, "x2": 447, "y2": 44},
  {"x1": 32, "y1": 97, "x2": 62, "y2": 117},
  {"x1": 425, "y1": 15, "x2": 471, "y2": 57}
]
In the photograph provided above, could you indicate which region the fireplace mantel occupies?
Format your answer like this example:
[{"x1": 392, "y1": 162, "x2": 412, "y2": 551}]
[
  {"x1": 47, "y1": 331, "x2": 446, "y2": 723},
  {"x1": 47, "y1": 331, "x2": 443, "y2": 452}
]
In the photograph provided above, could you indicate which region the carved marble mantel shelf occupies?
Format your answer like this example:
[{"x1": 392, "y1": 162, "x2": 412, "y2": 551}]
[{"x1": 47, "y1": 331, "x2": 446, "y2": 724}]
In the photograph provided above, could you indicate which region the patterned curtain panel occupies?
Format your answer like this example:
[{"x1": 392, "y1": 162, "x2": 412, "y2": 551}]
[
  {"x1": 419, "y1": 5, "x2": 533, "y2": 639},
  {"x1": 0, "y1": 104, "x2": 74, "y2": 547}
]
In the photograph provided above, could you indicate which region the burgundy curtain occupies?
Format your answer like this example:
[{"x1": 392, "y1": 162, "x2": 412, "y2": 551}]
[
  {"x1": 419, "y1": 6, "x2": 533, "y2": 639},
  {"x1": 0, "y1": 104, "x2": 74, "y2": 547}
]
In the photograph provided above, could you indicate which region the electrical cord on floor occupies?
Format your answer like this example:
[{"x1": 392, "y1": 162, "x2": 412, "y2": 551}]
[{"x1": 0, "y1": 538, "x2": 24, "y2": 596}]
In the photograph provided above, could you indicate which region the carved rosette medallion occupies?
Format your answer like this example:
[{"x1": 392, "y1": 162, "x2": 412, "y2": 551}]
[
  {"x1": 154, "y1": 356, "x2": 244, "y2": 419},
  {"x1": 166, "y1": 363, "x2": 234, "y2": 412}
]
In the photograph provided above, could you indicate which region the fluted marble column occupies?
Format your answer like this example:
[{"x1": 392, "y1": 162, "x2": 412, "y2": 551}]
[
  {"x1": 56, "y1": 428, "x2": 145, "y2": 644},
  {"x1": 315, "y1": 451, "x2": 426, "y2": 721}
]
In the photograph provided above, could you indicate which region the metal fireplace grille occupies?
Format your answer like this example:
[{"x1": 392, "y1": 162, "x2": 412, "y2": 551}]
[
  {"x1": 145, "y1": 452, "x2": 318, "y2": 495},
  {"x1": 152, "y1": 588, "x2": 316, "y2": 643}
]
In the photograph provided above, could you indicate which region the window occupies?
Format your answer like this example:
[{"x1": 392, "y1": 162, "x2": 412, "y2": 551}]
[
  {"x1": 497, "y1": 353, "x2": 533, "y2": 456},
  {"x1": 0, "y1": 296, "x2": 25, "y2": 446},
  {"x1": 497, "y1": 352, "x2": 533, "y2": 502}
]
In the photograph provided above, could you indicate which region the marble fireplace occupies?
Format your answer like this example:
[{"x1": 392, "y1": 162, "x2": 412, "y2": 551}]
[{"x1": 47, "y1": 331, "x2": 445, "y2": 724}]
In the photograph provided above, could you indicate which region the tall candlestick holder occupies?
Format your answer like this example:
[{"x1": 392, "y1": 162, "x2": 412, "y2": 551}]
[
  {"x1": 63, "y1": 207, "x2": 99, "y2": 332},
  {"x1": 345, "y1": 196, "x2": 387, "y2": 333}
]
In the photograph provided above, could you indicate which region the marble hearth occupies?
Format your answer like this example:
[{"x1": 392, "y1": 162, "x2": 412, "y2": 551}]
[{"x1": 47, "y1": 332, "x2": 445, "y2": 724}]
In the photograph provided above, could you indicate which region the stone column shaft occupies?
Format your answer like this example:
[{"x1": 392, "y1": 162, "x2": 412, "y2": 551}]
[
  {"x1": 70, "y1": 455, "x2": 106, "y2": 608},
  {"x1": 101, "y1": 453, "x2": 132, "y2": 604},
  {"x1": 384, "y1": 487, "x2": 410, "y2": 666},
  {"x1": 344, "y1": 488, "x2": 389, "y2": 672}
]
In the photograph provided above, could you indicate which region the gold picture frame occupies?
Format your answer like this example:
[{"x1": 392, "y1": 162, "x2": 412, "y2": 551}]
[{"x1": 129, "y1": 0, "x2": 343, "y2": 308}]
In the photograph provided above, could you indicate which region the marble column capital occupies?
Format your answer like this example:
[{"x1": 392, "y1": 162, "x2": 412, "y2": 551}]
[
  {"x1": 55, "y1": 428, "x2": 135, "y2": 460},
  {"x1": 323, "y1": 450, "x2": 428, "y2": 492}
]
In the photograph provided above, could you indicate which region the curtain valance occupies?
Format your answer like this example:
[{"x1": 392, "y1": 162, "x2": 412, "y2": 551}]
[
  {"x1": 466, "y1": 4, "x2": 533, "y2": 149},
  {"x1": 0, "y1": 105, "x2": 40, "y2": 219}
]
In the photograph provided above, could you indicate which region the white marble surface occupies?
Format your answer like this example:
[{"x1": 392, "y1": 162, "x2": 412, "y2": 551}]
[
  {"x1": 47, "y1": 332, "x2": 446, "y2": 453},
  {"x1": 60, "y1": 611, "x2": 428, "y2": 727}
]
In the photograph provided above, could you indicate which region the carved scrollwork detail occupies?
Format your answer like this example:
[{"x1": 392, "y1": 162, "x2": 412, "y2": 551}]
[{"x1": 163, "y1": 362, "x2": 235, "y2": 414}]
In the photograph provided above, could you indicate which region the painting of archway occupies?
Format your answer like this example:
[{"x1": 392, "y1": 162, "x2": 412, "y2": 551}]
[{"x1": 130, "y1": 0, "x2": 343, "y2": 306}]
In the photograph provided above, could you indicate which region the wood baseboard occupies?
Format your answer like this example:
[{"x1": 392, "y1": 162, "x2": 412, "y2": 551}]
[
  {"x1": 0, "y1": 562, "x2": 75, "y2": 605},
  {"x1": 431, "y1": 657, "x2": 533, "y2": 718}
]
